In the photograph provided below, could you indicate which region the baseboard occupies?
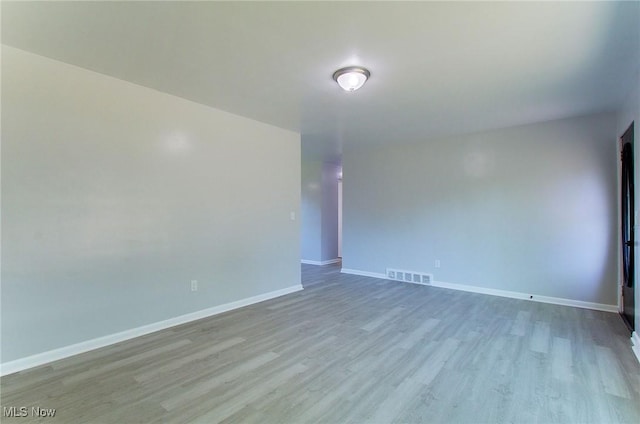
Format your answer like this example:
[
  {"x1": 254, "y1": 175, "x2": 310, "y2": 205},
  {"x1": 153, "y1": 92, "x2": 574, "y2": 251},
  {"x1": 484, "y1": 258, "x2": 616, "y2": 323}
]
[
  {"x1": 339, "y1": 268, "x2": 616, "y2": 313},
  {"x1": 340, "y1": 268, "x2": 387, "y2": 279},
  {"x1": 301, "y1": 258, "x2": 341, "y2": 266},
  {"x1": 0, "y1": 284, "x2": 303, "y2": 377},
  {"x1": 430, "y1": 280, "x2": 617, "y2": 313},
  {"x1": 632, "y1": 332, "x2": 640, "y2": 364}
]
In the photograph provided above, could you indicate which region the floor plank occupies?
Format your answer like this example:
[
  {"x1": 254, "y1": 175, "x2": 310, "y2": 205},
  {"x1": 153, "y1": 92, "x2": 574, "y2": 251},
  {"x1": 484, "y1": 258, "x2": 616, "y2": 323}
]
[{"x1": 1, "y1": 262, "x2": 639, "y2": 423}]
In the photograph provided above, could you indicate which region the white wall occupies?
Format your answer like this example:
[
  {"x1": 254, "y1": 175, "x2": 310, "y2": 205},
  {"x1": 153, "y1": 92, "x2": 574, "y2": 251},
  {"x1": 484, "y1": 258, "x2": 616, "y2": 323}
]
[
  {"x1": 1, "y1": 46, "x2": 301, "y2": 363},
  {"x1": 343, "y1": 112, "x2": 618, "y2": 306},
  {"x1": 300, "y1": 160, "x2": 339, "y2": 263},
  {"x1": 617, "y1": 68, "x2": 640, "y2": 331}
]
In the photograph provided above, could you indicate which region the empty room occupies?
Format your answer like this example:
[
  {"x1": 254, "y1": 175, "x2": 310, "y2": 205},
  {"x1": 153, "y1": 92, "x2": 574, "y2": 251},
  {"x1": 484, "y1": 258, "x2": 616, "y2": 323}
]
[{"x1": 1, "y1": 1, "x2": 640, "y2": 423}]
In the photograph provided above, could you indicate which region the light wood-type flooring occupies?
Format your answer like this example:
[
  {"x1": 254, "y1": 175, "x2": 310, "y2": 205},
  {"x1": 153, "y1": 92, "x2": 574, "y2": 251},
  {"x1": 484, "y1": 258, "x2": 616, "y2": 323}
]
[{"x1": 2, "y1": 263, "x2": 639, "y2": 423}]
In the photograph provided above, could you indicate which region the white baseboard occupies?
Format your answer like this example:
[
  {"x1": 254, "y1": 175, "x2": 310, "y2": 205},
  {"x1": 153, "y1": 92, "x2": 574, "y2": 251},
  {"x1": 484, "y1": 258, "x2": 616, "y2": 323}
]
[
  {"x1": 430, "y1": 280, "x2": 617, "y2": 313},
  {"x1": 339, "y1": 268, "x2": 617, "y2": 313},
  {"x1": 0, "y1": 284, "x2": 303, "y2": 377},
  {"x1": 632, "y1": 332, "x2": 640, "y2": 364},
  {"x1": 301, "y1": 258, "x2": 341, "y2": 266},
  {"x1": 341, "y1": 268, "x2": 387, "y2": 279}
]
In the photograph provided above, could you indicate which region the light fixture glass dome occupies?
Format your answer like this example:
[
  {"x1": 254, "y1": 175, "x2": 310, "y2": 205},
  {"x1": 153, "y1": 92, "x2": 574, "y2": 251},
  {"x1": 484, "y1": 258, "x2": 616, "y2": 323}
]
[{"x1": 333, "y1": 66, "x2": 370, "y2": 92}]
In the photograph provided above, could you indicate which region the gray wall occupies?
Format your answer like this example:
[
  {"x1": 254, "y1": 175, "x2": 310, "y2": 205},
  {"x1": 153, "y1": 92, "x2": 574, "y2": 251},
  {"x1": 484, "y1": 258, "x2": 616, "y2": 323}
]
[
  {"x1": 301, "y1": 160, "x2": 339, "y2": 263},
  {"x1": 343, "y1": 112, "x2": 618, "y2": 305},
  {"x1": 1, "y1": 47, "x2": 301, "y2": 362},
  {"x1": 617, "y1": 69, "x2": 640, "y2": 331},
  {"x1": 301, "y1": 160, "x2": 323, "y2": 261},
  {"x1": 321, "y1": 163, "x2": 340, "y2": 262}
]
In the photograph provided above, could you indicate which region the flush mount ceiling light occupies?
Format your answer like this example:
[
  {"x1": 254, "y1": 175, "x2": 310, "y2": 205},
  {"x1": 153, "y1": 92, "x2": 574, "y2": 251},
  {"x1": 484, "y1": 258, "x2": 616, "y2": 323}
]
[{"x1": 333, "y1": 66, "x2": 370, "y2": 92}]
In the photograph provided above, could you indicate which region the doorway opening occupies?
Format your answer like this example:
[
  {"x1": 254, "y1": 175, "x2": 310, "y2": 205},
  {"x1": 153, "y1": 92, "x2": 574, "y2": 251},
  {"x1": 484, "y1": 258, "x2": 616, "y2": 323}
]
[
  {"x1": 338, "y1": 170, "x2": 342, "y2": 258},
  {"x1": 621, "y1": 121, "x2": 635, "y2": 332}
]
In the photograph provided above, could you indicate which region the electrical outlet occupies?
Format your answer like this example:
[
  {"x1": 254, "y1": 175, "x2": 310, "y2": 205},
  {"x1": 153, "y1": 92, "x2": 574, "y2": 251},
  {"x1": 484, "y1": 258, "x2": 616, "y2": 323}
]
[
  {"x1": 191, "y1": 280, "x2": 198, "y2": 292},
  {"x1": 435, "y1": 259, "x2": 441, "y2": 268}
]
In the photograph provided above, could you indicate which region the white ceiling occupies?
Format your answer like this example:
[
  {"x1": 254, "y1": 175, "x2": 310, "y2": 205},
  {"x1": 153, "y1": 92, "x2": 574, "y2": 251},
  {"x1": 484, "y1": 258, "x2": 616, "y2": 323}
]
[{"x1": 3, "y1": 1, "x2": 639, "y2": 163}]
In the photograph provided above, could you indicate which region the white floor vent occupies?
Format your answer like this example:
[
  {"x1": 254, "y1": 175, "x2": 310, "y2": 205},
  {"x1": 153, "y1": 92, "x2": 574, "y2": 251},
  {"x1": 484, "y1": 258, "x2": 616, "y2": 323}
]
[{"x1": 386, "y1": 268, "x2": 433, "y2": 286}]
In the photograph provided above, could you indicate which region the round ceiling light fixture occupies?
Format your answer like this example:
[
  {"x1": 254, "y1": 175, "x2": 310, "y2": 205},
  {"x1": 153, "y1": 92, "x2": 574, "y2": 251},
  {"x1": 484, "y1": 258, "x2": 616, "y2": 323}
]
[{"x1": 332, "y1": 66, "x2": 370, "y2": 92}]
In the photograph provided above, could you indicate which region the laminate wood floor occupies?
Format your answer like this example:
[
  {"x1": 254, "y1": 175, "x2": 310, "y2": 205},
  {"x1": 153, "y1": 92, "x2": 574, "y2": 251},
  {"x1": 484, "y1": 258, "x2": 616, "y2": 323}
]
[{"x1": 2, "y1": 263, "x2": 639, "y2": 423}]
